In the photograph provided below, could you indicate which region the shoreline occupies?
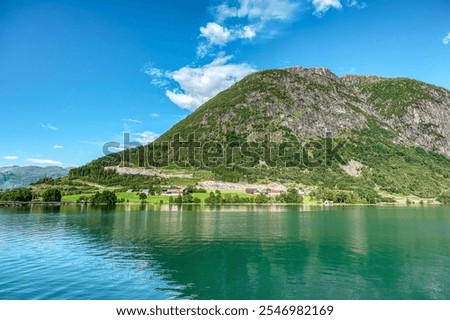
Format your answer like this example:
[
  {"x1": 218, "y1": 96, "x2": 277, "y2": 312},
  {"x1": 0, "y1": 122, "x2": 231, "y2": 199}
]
[
  {"x1": 0, "y1": 201, "x2": 445, "y2": 209},
  {"x1": 0, "y1": 201, "x2": 73, "y2": 208}
]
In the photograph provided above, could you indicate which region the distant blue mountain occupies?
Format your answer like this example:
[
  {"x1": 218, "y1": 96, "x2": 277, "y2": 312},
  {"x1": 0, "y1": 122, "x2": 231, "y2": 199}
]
[{"x1": 0, "y1": 166, "x2": 69, "y2": 190}]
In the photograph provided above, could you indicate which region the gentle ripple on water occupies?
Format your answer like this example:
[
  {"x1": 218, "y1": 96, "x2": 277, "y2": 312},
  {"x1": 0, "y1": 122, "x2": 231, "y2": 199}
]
[{"x1": 0, "y1": 205, "x2": 449, "y2": 299}]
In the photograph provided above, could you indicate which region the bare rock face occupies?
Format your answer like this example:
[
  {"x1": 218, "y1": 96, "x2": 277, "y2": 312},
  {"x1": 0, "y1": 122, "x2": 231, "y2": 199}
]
[
  {"x1": 158, "y1": 67, "x2": 450, "y2": 157},
  {"x1": 273, "y1": 67, "x2": 368, "y2": 138},
  {"x1": 392, "y1": 97, "x2": 450, "y2": 157},
  {"x1": 341, "y1": 74, "x2": 450, "y2": 157},
  {"x1": 340, "y1": 160, "x2": 365, "y2": 177}
]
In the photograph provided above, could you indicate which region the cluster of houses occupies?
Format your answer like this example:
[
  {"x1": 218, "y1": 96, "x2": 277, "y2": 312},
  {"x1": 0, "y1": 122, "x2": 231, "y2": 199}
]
[
  {"x1": 161, "y1": 189, "x2": 183, "y2": 196},
  {"x1": 129, "y1": 188, "x2": 184, "y2": 196},
  {"x1": 130, "y1": 187, "x2": 308, "y2": 198},
  {"x1": 245, "y1": 188, "x2": 281, "y2": 196},
  {"x1": 245, "y1": 188, "x2": 305, "y2": 196}
]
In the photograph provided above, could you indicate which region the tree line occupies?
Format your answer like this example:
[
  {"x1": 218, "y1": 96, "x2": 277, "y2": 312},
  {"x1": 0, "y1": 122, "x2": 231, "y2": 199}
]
[{"x1": 0, "y1": 188, "x2": 62, "y2": 202}]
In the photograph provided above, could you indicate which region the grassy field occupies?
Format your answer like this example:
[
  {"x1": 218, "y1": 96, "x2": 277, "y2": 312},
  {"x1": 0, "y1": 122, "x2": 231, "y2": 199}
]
[
  {"x1": 302, "y1": 196, "x2": 316, "y2": 205},
  {"x1": 62, "y1": 194, "x2": 94, "y2": 202},
  {"x1": 57, "y1": 186, "x2": 433, "y2": 206},
  {"x1": 62, "y1": 191, "x2": 252, "y2": 204}
]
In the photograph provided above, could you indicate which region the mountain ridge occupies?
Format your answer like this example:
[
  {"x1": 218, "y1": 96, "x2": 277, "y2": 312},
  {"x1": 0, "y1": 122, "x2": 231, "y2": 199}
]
[
  {"x1": 156, "y1": 66, "x2": 450, "y2": 157},
  {"x1": 0, "y1": 166, "x2": 69, "y2": 190}
]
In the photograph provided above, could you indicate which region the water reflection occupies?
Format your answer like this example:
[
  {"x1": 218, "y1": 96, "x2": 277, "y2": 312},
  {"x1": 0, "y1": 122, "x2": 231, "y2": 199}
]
[{"x1": 0, "y1": 205, "x2": 449, "y2": 299}]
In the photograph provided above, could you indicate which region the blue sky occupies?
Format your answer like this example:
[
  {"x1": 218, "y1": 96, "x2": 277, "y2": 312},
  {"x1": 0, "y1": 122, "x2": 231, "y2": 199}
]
[{"x1": 1, "y1": 0, "x2": 449, "y2": 168}]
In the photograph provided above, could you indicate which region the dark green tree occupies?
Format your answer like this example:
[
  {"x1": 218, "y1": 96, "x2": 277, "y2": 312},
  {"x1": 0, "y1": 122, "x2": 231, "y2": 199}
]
[
  {"x1": 204, "y1": 191, "x2": 217, "y2": 204},
  {"x1": 0, "y1": 188, "x2": 33, "y2": 202},
  {"x1": 255, "y1": 194, "x2": 270, "y2": 204},
  {"x1": 437, "y1": 192, "x2": 450, "y2": 204},
  {"x1": 278, "y1": 188, "x2": 303, "y2": 203},
  {"x1": 42, "y1": 188, "x2": 62, "y2": 202},
  {"x1": 91, "y1": 191, "x2": 117, "y2": 206}
]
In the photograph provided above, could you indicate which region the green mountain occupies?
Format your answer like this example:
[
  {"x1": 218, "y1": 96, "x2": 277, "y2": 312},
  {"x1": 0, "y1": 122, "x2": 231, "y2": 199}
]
[
  {"x1": 70, "y1": 67, "x2": 450, "y2": 201},
  {"x1": 0, "y1": 166, "x2": 69, "y2": 190}
]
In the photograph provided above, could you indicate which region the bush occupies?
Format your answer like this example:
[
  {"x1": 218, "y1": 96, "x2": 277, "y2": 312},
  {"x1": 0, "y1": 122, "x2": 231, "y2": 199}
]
[
  {"x1": 139, "y1": 193, "x2": 147, "y2": 202},
  {"x1": 205, "y1": 191, "x2": 220, "y2": 204},
  {"x1": 278, "y1": 188, "x2": 303, "y2": 203},
  {"x1": 255, "y1": 194, "x2": 270, "y2": 204},
  {"x1": 183, "y1": 186, "x2": 207, "y2": 194},
  {"x1": 170, "y1": 194, "x2": 201, "y2": 204},
  {"x1": 437, "y1": 192, "x2": 450, "y2": 204},
  {"x1": 0, "y1": 188, "x2": 33, "y2": 202},
  {"x1": 42, "y1": 188, "x2": 62, "y2": 202},
  {"x1": 91, "y1": 191, "x2": 117, "y2": 206},
  {"x1": 379, "y1": 196, "x2": 396, "y2": 203},
  {"x1": 316, "y1": 187, "x2": 378, "y2": 204}
]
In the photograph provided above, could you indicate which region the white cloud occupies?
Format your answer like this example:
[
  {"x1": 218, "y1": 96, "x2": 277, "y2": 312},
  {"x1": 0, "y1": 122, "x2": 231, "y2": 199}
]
[
  {"x1": 150, "y1": 113, "x2": 159, "y2": 118},
  {"x1": 238, "y1": 25, "x2": 257, "y2": 39},
  {"x1": 2, "y1": 155, "x2": 18, "y2": 160},
  {"x1": 40, "y1": 123, "x2": 58, "y2": 131},
  {"x1": 145, "y1": 0, "x2": 354, "y2": 111},
  {"x1": 27, "y1": 158, "x2": 63, "y2": 166},
  {"x1": 312, "y1": 0, "x2": 342, "y2": 15},
  {"x1": 198, "y1": 23, "x2": 256, "y2": 56},
  {"x1": 135, "y1": 131, "x2": 160, "y2": 145},
  {"x1": 146, "y1": 55, "x2": 255, "y2": 111},
  {"x1": 164, "y1": 55, "x2": 255, "y2": 111},
  {"x1": 53, "y1": 145, "x2": 64, "y2": 149},
  {"x1": 443, "y1": 32, "x2": 450, "y2": 45},
  {"x1": 144, "y1": 66, "x2": 171, "y2": 87},
  {"x1": 196, "y1": 44, "x2": 210, "y2": 58},
  {"x1": 165, "y1": 90, "x2": 205, "y2": 111},
  {"x1": 197, "y1": 0, "x2": 298, "y2": 56},
  {"x1": 126, "y1": 118, "x2": 142, "y2": 123},
  {"x1": 216, "y1": 0, "x2": 298, "y2": 23},
  {"x1": 346, "y1": 0, "x2": 367, "y2": 9},
  {"x1": 200, "y1": 22, "x2": 233, "y2": 46}
]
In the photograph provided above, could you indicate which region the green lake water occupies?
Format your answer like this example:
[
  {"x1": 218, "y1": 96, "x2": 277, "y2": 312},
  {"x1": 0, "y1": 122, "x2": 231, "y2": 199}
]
[{"x1": 0, "y1": 205, "x2": 449, "y2": 299}]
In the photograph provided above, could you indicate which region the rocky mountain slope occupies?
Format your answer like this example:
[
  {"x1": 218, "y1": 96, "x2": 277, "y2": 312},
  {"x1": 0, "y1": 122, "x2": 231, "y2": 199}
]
[{"x1": 159, "y1": 67, "x2": 450, "y2": 157}]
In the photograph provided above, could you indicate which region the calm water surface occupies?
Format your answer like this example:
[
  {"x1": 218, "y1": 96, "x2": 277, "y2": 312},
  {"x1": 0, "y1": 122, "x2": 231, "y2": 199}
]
[{"x1": 0, "y1": 205, "x2": 449, "y2": 300}]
